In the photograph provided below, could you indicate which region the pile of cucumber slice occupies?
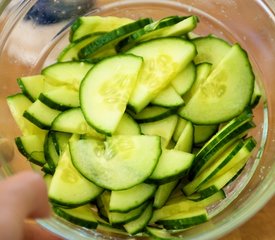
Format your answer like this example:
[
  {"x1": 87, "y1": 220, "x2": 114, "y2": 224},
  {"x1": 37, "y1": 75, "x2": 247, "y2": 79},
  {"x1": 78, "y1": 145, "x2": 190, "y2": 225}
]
[{"x1": 7, "y1": 14, "x2": 261, "y2": 237}]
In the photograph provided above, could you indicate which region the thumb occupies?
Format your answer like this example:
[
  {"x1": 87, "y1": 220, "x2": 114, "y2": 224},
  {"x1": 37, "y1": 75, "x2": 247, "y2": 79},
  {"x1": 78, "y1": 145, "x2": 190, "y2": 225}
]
[{"x1": 0, "y1": 171, "x2": 50, "y2": 219}]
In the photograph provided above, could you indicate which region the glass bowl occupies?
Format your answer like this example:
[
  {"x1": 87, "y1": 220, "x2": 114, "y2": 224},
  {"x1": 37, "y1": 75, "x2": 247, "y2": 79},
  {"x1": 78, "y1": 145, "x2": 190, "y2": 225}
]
[{"x1": 0, "y1": 0, "x2": 274, "y2": 239}]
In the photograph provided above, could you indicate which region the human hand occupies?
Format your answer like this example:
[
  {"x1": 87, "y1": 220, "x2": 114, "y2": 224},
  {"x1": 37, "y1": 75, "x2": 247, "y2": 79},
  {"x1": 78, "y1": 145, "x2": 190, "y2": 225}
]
[{"x1": 0, "y1": 171, "x2": 62, "y2": 240}]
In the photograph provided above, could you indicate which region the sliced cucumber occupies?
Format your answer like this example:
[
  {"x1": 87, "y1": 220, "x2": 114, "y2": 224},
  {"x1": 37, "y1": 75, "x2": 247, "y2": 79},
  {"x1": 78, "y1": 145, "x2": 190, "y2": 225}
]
[
  {"x1": 114, "y1": 113, "x2": 140, "y2": 135},
  {"x1": 70, "y1": 16, "x2": 133, "y2": 42},
  {"x1": 171, "y1": 62, "x2": 196, "y2": 96},
  {"x1": 179, "y1": 44, "x2": 255, "y2": 124},
  {"x1": 80, "y1": 54, "x2": 143, "y2": 135},
  {"x1": 109, "y1": 202, "x2": 148, "y2": 225},
  {"x1": 44, "y1": 131, "x2": 59, "y2": 172},
  {"x1": 148, "y1": 149, "x2": 194, "y2": 184},
  {"x1": 15, "y1": 135, "x2": 46, "y2": 166},
  {"x1": 17, "y1": 75, "x2": 45, "y2": 102},
  {"x1": 119, "y1": 16, "x2": 185, "y2": 51},
  {"x1": 140, "y1": 115, "x2": 178, "y2": 148},
  {"x1": 38, "y1": 86, "x2": 79, "y2": 111},
  {"x1": 182, "y1": 62, "x2": 212, "y2": 103},
  {"x1": 51, "y1": 131, "x2": 72, "y2": 155},
  {"x1": 127, "y1": 37, "x2": 196, "y2": 113},
  {"x1": 7, "y1": 93, "x2": 47, "y2": 136},
  {"x1": 194, "y1": 124, "x2": 218, "y2": 146},
  {"x1": 109, "y1": 183, "x2": 156, "y2": 212},
  {"x1": 172, "y1": 117, "x2": 188, "y2": 142},
  {"x1": 23, "y1": 100, "x2": 61, "y2": 130},
  {"x1": 51, "y1": 108, "x2": 104, "y2": 139},
  {"x1": 192, "y1": 35, "x2": 231, "y2": 68},
  {"x1": 78, "y1": 18, "x2": 152, "y2": 59},
  {"x1": 49, "y1": 147, "x2": 103, "y2": 207},
  {"x1": 123, "y1": 203, "x2": 153, "y2": 235},
  {"x1": 42, "y1": 61, "x2": 93, "y2": 90},
  {"x1": 53, "y1": 204, "x2": 98, "y2": 229},
  {"x1": 58, "y1": 33, "x2": 105, "y2": 62},
  {"x1": 157, "y1": 208, "x2": 208, "y2": 230},
  {"x1": 250, "y1": 80, "x2": 262, "y2": 108},
  {"x1": 183, "y1": 140, "x2": 244, "y2": 196},
  {"x1": 42, "y1": 163, "x2": 53, "y2": 175},
  {"x1": 174, "y1": 120, "x2": 193, "y2": 153},
  {"x1": 197, "y1": 152, "x2": 250, "y2": 198},
  {"x1": 132, "y1": 15, "x2": 198, "y2": 43},
  {"x1": 151, "y1": 85, "x2": 184, "y2": 108},
  {"x1": 189, "y1": 110, "x2": 254, "y2": 179},
  {"x1": 129, "y1": 106, "x2": 177, "y2": 123},
  {"x1": 183, "y1": 137, "x2": 256, "y2": 196},
  {"x1": 153, "y1": 180, "x2": 178, "y2": 209},
  {"x1": 69, "y1": 135, "x2": 161, "y2": 190},
  {"x1": 146, "y1": 226, "x2": 177, "y2": 240},
  {"x1": 151, "y1": 191, "x2": 224, "y2": 223}
]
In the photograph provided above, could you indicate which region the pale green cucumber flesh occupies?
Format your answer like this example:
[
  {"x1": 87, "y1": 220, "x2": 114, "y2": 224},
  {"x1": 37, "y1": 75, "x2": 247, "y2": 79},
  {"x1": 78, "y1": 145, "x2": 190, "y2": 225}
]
[
  {"x1": 69, "y1": 135, "x2": 161, "y2": 190},
  {"x1": 49, "y1": 148, "x2": 103, "y2": 207},
  {"x1": 127, "y1": 37, "x2": 196, "y2": 113},
  {"x1": 179, "y1": 44, "x2": 255, "y2": 124},
  {"x1": 80, "y1": 55, "x2": 143, "y2": 135},
  {"x1": 109, "y1": 183, "x2": 156, "y2": 212},
  {"x1": 53, "y1": 204, "x2": 98, "y2": 229}
]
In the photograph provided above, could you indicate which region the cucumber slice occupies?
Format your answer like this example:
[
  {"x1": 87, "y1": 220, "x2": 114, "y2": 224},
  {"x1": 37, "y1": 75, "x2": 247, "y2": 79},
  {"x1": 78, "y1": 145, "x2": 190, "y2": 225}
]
[
  {"x1": 157, "y1": 208, "x2": 208, "y2": 230},
  {"x1": 130, "y1": 106, "x2": 177, "y2": 123},
  {"x1": 119, "y1": 16, "x2": 185, "y2": 51},
  {"x1": 70, "y1": 16, "x2": 133, "y2": 42},
  {"x1": 151, "y1": 85, "x2": 184, "y2": 108},
  {"x1": 15, "y1": 135, "x2": 46, "y2": 166},
  {"x1": 183, "y1": 62, "x2": 212, "y2": 103},
  {"x1": 51, "y1": 131, "x2": 72, "y2": 155},
  {"x1": 114, "y1": 113, "x2": 141, "y2": 135},
  {"x1": 140, "y1": 115, "x2": 178, "y2": 148},
  {"x1": 42, "y1": 163, "x2": 53, "y2": 175},
  {"x1": 51, "y1": 108, "x2": 105, "y2": 139},
  {"x1": 42, "y1": 61, "x2": 93, "y2": 90},
  {"x1": 7, "y1": 93, "x2": 47, "y2": 136},
  {"x1": 148, "y1": 149, "x2": 194, "y2": 184},
  {"x1": 189, "y1": 110, "x2": 254, "y2": 179},
  {"x1": 127, "y1": 37, "x2": 196, "y2": 113},
  {"x1": 17, "y1": 75, "x2": 45, "y2": 102},
  {"x1": 49, "y1": 147, "x2": 103, "y2": 207},
  {"x1": 153, "y1": 180, "x2": 178, "y2": 209},
  {"x1": 109, "y1": 202, "x2": 148, "y2": 225},
  {"x1": 184, "y1": 141, "x2": 245, "y2": 196},
  {"x1": 192, "y1": 35, "x2": 231, "y2": 68},
  {"x1": 78, "y1": 18, "x2": 152, "y2": 59},
  {"x1": 109, "y1": 183, "x2": 156, "y2": 212},
  {"x1": 23, "y1": 100, "x2": 61, "y2": 130},
  {"x1": 44, "y1": 131, "x2": 59, "y2": 172},
  {"x1": 58, "y1": 33, "x2": 105, "y2": 62},
  {"x1": 197, "y1": 141, "x2": 254, "y2": 198},
  {"x1": 69, "y1": 135, "x2": 161, "y2": 190},
  {"x1": 146, "y1": 226, "x2": 177, "y2": 240},
  {"x1": 53, "y1": 204, "x2": 98, "y2": 229},
  {"x1": 171, "y1": 62, "x2": 196, "y2": 96},
  {"x1": 194, "y1": 124, "x2": 219, "y2": 146},
  {"x1": 80, "y1": 54, "x2": 143, "y2": 135},
  {"x1": 38, "y1": 86, "x2": 79, "y2": 110},
  {"x1": 123, "y1": 203, "x2": 153, "y2": 235},
  {"x1": 174, "y1": 120, "x2": 193, "y2": 153},
  {"x1": 183, "y1": 137, "x2": 256, "y2": 196},
  {"x1": 179, "y1": 44, "x2": 255, "y2": 124},
  {"x1": 151, "y1": 191, "x2": 224, "y2": 223},
  {"x1": 173, "y1": 118, "x2": 188, "y2": 142},
  {"x1": 133, "y1": 15, "x2": 198, "y2": 43},
  {"x1": 250, "y1": 80, "x2": 262, "y2": 108}
]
